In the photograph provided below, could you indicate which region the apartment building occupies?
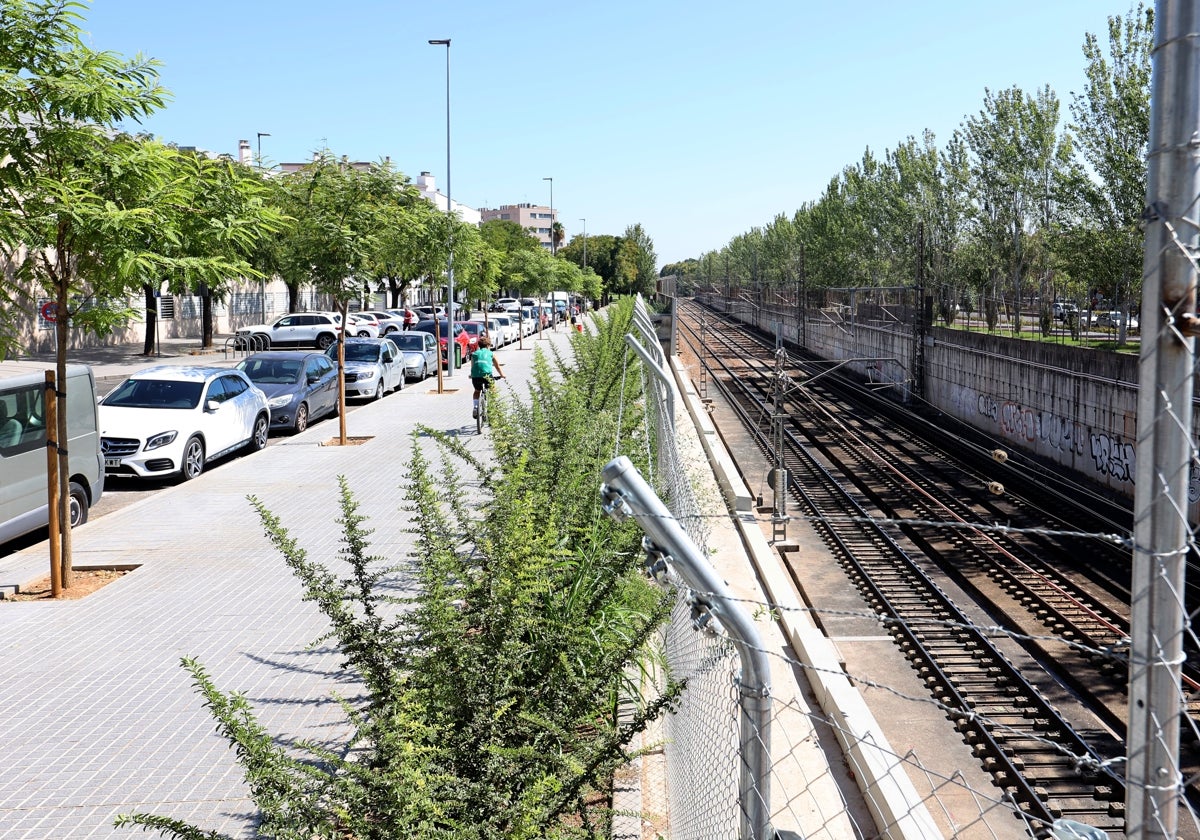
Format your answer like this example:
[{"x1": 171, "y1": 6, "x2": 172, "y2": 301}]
[{"x1": 479, "y1": 203, "x2": 556, "y2": 249}]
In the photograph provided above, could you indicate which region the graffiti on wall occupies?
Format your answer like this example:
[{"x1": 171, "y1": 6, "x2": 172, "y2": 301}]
[
  {"x1": 1088, "y1": 432, "x2": 1135, "y2": 484},
  {"x1": 958, "y1": 388, "x2": 1136, "y2": 485},
  {"x1": 971, "y1": 396, "x2": 1087, "y2": 457}
]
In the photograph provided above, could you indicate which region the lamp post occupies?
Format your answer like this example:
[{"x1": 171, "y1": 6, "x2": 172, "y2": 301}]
[
  {"x1": 429, "y1": 38, "x2": 455, "y2": 379},
  {"x1": 580, "y1": 218, "x2": 587, "y2": 313},
  {"x1": 256, "y1": 132, "x2": 270, "y2": 323},
  {"x1": 543, "y1": 176, "x2": 554, "y2": 255},
  {"x1": 580, "y1": 217, "x2": 587, "y2": 270}
]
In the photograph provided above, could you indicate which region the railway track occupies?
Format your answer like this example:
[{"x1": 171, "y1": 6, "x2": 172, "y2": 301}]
[{"x1": 674, "y1": 298, "x2": 1196, "y2": 837}]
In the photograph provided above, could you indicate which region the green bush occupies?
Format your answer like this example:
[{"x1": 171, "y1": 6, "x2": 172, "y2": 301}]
[{"x1": 117, "y1": 298, "x2": 683, "y2": 840}]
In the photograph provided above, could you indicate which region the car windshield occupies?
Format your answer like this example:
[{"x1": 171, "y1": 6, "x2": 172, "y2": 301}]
[
  {"x1": 105, "y1": 378, "x2": 203, "y2": 409},
  {"x1": 340, "y1": 344, "x2": 383, "y2": 362},
  {"x1": 391, "y1": 335, "x2": 424, "y2": 351},
  {"x1": 238, "y1": 359, "x2": 302, "y2": 385}
]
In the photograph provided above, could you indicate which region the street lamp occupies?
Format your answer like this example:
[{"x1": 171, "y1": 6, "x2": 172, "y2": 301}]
[
  {"x1": 256, "y1": 132, "x2": 271, "y2": 323},
  {"x1": 580, "y1": 217, "x2": 587, "y2": 271},
  {"x1": 543, "y1": 176, "x2": 554, "y2": 256},
  {"x1": 429, "y1": 38, "x2": 455, "y2": 378}
]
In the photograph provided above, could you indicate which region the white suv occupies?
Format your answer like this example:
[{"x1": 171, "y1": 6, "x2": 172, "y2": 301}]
[
  {"x1": 235, "y1": 312, "x2": 342, "y2": 350},
  {"x1": 99, "y1": 366, "x2": 270, "y2": 481}
]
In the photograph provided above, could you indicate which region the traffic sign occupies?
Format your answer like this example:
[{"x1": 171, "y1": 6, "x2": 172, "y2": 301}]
[{"x1": 40, "y1": 301, "x2": 58, "y2": 323}]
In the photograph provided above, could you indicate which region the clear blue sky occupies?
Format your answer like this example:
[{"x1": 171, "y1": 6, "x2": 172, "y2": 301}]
[{"x1": 80, "y1": 0, "x2": 1127, "y2": 268}]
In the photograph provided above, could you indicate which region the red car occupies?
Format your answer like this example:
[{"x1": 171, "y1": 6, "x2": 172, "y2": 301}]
[
  {"x1": 412, "y1": 319, "x2": 472, "y2": 367},
  {"x1": 457, "y1": 321, "x2": 488, "y2": 355}
]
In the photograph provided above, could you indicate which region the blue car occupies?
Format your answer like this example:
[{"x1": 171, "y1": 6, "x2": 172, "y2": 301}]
[{"x1": 236, "y1": 351, "x2": 338, "y2": 434}]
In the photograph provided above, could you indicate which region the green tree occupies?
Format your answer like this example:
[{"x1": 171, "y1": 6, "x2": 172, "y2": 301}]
[
  {"x1": 1065, "y1": 1, "x2": 1152, "y2": 343},
  {"x1": 614, "y1": 224, "x2": 657, "y2": 297},
  {"x1": 480, "y1": 218, "x2": 541, "y2": 256},
  {"x1": 0, "y1": 0, "x2": 281, "y2": 584},
  {"x1": 424, "y1": 212, "x2": 500, "y2": 312},
  {"x1": 357, "y1": 171, "x2": 437, "y2": 309},
  {"x1": 271, "y1": 152, "x2": 399, "y2": 439},
  {"x1": 503, "y1": 246, "x2": 558, "y2": 304},
  {"x1": 961, "y1": 85, "x2": 1070, "y2": 332}
]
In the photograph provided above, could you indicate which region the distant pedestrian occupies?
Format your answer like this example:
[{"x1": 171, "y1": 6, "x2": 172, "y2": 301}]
[{"x1": 403, "y1": 308, "x2": 417, "y2": 330}]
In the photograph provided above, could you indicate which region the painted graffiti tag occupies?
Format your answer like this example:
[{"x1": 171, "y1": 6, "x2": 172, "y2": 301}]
[
  {"x1": 999, "y1": 402, "x2": 1037, "y2": 442},
  {"x1": 1090, "y1": 432, "x2": 1136, "y2": 484},
  {"x1": 976, "y1": 394, "x2": 998, "y2": 421}
]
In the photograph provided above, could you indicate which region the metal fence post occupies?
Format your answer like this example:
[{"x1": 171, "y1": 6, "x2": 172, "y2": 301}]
[
  {"x1": 601, "y1": 455, "x2": 778, "y2": 840},
  {"x1": 1127, "y1": 2, "x2": 1199, "y2": 835}
]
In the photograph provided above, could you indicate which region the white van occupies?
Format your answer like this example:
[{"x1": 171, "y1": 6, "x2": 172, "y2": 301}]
[{"x1": 0, "y1": 362, "x2": 104, "y2": 545}]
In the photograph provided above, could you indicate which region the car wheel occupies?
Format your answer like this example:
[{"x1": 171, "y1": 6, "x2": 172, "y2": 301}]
[
  {"x1": 373, "y1": 381, "x2": 384, "y2": 401},
  {"x1": 248, "y1": 413, "x2": 269, "y2": 452},
  {"x1": 294, "y1": 402, "x2": 309, "y2": 434},
  {"x1": 357, "y1": 329, "x2": 371, "y2": 337},
  {"x1": 317, "y1": 333, "x2": 335, "y2": 351},
  {"x1": 68, "y1": 481, "x2": 89, "y2": 527},
  {"x1": 420, "y1": 361, "x2": 429, "y2": 380},
  {"x1": 181, "y1": 436, "x2": 205, "y2": 481}
]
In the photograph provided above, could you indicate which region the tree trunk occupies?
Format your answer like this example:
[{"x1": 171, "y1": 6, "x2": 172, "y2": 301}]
[
  {"x1": 142, "y1": 284, "x2": 157, "y2": 356},
  {"x1": 54, "y1": 281, "x2": 73, "y2": 588},
  {"x1": 287, "y1": 281, "x2": 299, "y2": 314},
  {"x1": 200, "y1": 285, "x2": 213, "y2": 348}
]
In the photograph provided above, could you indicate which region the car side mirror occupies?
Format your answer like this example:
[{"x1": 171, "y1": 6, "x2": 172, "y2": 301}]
[{"x1": 205, "y1": 399, "x2": 220, "y2": 412}]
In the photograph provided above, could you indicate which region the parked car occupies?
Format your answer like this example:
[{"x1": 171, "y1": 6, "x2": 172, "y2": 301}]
[
  {"x1": 490, "y1": 315, "x2": 519, "y2": 347},
  {"x1": 0, "y1": 361, "x2": 103, "y2": 543},
  {"x1": 456, "y1": 321, "x2": 485, "y2": 354},
  {"x1": 383, "y1": 331, "x2": 440, "y2": 381},
  {"x1": 325, "y1": 338, "x2": 405, "y2": 401},
  {"x1": 411, "y1": 319, "x2": 472, "y2": 367},
  {"x1": 235, "y1": 312, "x2": 341, "y2": 350},
  {"x1": 494, "y1": 298, "x2": 520, "y2": 313},
  {"x1": 414, "y1": 304, "x2": 465, "y2": 321},
  {"x1": 1095, "y1": 311, "x2": 1120, "y2": 328},
  {"x1": 235, "y1": 351, "x2": 338, "y2": 434},
  {"x1": 343, "y1": 314, "x2": 381, "y2": 338},
  {"x1": 386, "y1": 308, "x2": 420, "y2": 330},
  {"x1": 518, "y1": 307, "x2": 539, "y2": 335},
  {"x1": 98, "y1": 366, "x2": 270, "y2": 482},
  {"x1": 483, "y1": 316, "x2": 509, "y2": 347},
  {"x1": 1051, "y1": 302, "x2": 1078, "y2": 322},
  {"x1": 356, "y1": 311, "x2": 406, "y2": 335}
]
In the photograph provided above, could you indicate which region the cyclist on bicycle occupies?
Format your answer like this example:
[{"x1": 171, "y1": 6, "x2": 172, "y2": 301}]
[{"x1": 470, "y1": 334, "x2": 505, "y2": 418}]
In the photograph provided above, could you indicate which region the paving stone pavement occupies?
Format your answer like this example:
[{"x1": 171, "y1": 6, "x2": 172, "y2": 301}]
[{"x1": 0, "y1": 327, "x2": 580, "y2": 838}]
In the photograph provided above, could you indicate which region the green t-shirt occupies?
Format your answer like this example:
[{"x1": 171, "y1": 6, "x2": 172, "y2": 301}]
[{"x1": 470, "y1": 348, "x2": 495, "y2": 378}]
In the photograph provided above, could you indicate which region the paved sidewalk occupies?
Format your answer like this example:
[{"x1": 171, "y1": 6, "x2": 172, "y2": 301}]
[{"x1": 0, "y1": 328, "x2": 581, "y2": 838}]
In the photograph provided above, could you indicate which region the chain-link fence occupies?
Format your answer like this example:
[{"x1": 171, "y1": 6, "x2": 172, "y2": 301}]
[{"x1": 610, "y1": 296, "x2": 751, "y2": 839}]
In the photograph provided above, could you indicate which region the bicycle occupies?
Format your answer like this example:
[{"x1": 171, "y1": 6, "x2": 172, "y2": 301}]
[{"x1": 475, "y1": 377, "x2": 495, "y2": 434}]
